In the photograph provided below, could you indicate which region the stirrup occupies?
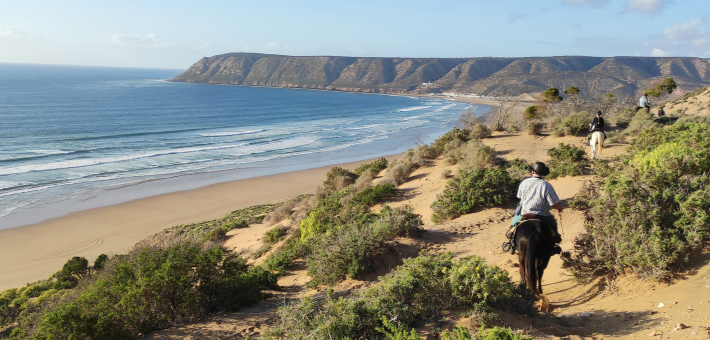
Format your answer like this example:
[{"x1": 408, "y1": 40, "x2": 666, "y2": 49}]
[{"x1": 502, "y1": 241, "x2": 516, "y2": 254}]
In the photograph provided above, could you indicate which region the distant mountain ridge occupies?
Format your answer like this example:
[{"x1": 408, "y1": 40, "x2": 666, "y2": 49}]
[{"x1": 172, "y1": 53, "x2": 710, "y2": 97}]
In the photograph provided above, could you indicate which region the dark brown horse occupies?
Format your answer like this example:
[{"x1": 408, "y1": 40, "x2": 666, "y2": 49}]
[{"x1": 514, "y1": 219, "x2": 562, "y2": 297}]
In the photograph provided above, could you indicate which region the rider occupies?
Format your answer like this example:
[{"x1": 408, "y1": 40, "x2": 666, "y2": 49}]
[
  {"x1": 516, "y1": 162, "x2": 564, "y2": 238},
  {"x1": 635, "y1": 94, "x2": 650, "y2": 113},
  {"x1": 588, "y1": 111, "x2": 606, "y2": 142}
]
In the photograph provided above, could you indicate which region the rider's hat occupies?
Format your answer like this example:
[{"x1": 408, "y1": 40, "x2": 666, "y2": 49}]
[
  {"x1": 596, "y1": 111, "x2": 602, "y2": 115},
  {"x1": 528, "y1": 162, "x2": 550, "y2": 176}
]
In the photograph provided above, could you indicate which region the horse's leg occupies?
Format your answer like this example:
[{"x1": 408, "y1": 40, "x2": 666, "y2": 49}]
[
  {"x1": 518, "y1": 250, "x2": 526, "y2": 285},
  {"x1": 598, "y1": 134, "x2": 604, "y2": 157},
  {"x1": 589, "y1": 135, "x2": 596, "y2": 160}
]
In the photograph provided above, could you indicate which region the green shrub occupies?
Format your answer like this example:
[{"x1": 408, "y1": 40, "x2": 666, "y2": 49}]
[
  {"x1": 384, "y1": 162, "x2": 415, "y2": 185},
  {"x1": 562, "y1": 123, "x2": 710, "y2": 281},
  {"x1": 306, "y1": 206, "x2": 423, "y2": 286},
  {"x1": 547, "y1": 143, "x2": 589, "y2": 179},
  {"x1": 524, "y1": 121, "x2": 543, "y2": 135},
  {"x1": 433, "y1": 128, "x2": 472, "y2": 156},
  {"x1": 273, "y1": 253, "x2": 521, "y2": 339},
  {"x1": 459, "y1": 144, "x2": 496, "y2": 170},
  {"x1": 551, "y1": 126, "x2": 566, "y2": 137},
  {"x1": 354, "y1": 157, "x2": 389, "y2": 176},
  {"x1": 17, "y1": 242, "x2": 265, "y2": 339},
  {"x1": 352, "y1": 183, "x2": 397, "y2": 206},
  {"x1": 562, "y1": 111, "x2": 591, "y2": 136},
  {"x1": 93, "y1": 254, "x2": 108, "y2": 271},
  {"x1": 523, "y1": 106, "x2": 540, "y2": 120},
  {"x1": 431, "y1": 168, "x2": 519, "y2": 223},
  {"x1": 264, "y1": 226, "x2": 288, "y2": 244},
  {"x1": 470, "y1": 124, "x2": 492, "y2": 139},
  {"x1": 475, "y1": 327, "x2": 531, "y2": 340}
]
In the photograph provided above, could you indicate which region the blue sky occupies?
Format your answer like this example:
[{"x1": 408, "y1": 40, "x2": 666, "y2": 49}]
[{"x1": 0, "y1": 0, "x2": 708, "y2": 69}]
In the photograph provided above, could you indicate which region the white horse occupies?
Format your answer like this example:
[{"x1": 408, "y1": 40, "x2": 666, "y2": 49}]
[{"x1": 589, "y1": 131, "x2": 605, "y2": 160}]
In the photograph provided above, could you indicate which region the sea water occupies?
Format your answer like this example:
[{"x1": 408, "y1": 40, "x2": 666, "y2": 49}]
[{"x1": 0, "y1": 63, "x2": 485, "y2": 229}]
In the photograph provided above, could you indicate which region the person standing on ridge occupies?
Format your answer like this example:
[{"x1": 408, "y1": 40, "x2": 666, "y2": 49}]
[{"x1": 636, "y1": 93, "x2": 650, "y2": 113}]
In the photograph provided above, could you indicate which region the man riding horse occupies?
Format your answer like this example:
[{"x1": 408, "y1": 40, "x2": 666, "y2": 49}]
[
  {"x1": 504, "y1": 162, "x2": 564, "y2": 301},
  {"x1": 504, "y1": 161, "x2": 564, "y2": 252}
]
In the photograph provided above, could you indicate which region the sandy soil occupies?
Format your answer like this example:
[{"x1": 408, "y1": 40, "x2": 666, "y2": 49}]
[
  {"x1": 141, "y1": 129, "x2": 710, "y2": 339},
  {"x1": 0, "y1": 155, "x2": 404, "y2": 291},
  {"x1": 663, "y1": 86, "x2": 710, "y2": 116}
]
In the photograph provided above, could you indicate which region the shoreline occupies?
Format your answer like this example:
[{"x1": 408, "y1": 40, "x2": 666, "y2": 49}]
[
  {"x1": 0, "y1": 92, "x2": 512, "y2": 290},
  {"x1": 0, "y1": 153, "x2": 405, "y2": 290}
]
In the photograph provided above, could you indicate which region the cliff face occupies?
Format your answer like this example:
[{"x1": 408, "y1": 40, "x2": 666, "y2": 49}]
[{"x1": 172, "y1": 53, "x2": 710, "y2": 96}]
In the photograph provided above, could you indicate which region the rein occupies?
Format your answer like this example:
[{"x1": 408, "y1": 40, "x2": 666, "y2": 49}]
[{"x1": 558, "y1": 209, "x2": 565, "y2": 239}]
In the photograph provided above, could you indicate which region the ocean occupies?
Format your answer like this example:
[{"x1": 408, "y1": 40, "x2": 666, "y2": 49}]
[{"x1": 0, "y1": 63, "x2": 485, "y2": 229}]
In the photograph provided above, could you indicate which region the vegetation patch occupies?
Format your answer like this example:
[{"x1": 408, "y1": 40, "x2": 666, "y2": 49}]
[
  {"x1": 546, "y1": 143, "x2": 589, "y2": 179},
  {"x1": 431, "y1": 168, "x2": 519, "y2": 223},
  {"x1": 10, "y1": 241, "x2": 267, "y2": 339},
  {"x1": 563, "y1": 123, "x2": 710, "y2": 281},
  {"x1": 268, "y1": 253, "x2": 528, "y2": 339}
]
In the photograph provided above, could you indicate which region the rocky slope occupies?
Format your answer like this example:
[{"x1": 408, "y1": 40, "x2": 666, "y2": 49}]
[{"x1": 172, "y1": 53, "x2": 710, "y2": 96}]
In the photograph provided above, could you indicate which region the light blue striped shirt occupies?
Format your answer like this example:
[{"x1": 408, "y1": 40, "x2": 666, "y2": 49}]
[{"x1": 517, "y1": 175, "x2": 560, "y2": 216}]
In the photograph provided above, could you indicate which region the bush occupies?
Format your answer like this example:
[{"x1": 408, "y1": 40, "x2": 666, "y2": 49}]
[
  {"x1": 546, "y1": 143, "x2": 589, "y2": 179},
  {"x1": 354, "y1": 157, "x2": 389, "y2": 176},
  {"x1": 470, "y1": 124, "x2": 492, "y2": 139},
  {"x1": 551, "y1": 126, "x2": 566, "y2": 137},
  {"x1": 17, "y1": 241, "x2": 265, "y2": 339},
  {"x1": 441, "y1": 169, "x2": 453, "y2": 179},
  {"x1": 432, "y1": 128, "x2": 472, "y2": 156},
  {"x1": 384, "y1": 163, "x2": 415, "y2": 185},
  {"x1": 431, "y1": 168, "x2": 519, "y2": 223},
  {"x1": 523, "y1": 105, "x2": 540, "y2": 120},
  {"x1": 524, "y1": 122, "x2": 544, "y2": 135},
  {"x1": 306, "y1": 206, "x2": 422, "y2": 286},
  {"x1": 459, "y1": 143, "x2": 497, "y2": 170},
  {"x1": 273, "y1": 253, "x2": 521, "y2": 339},
  {"x1": 562, "y1": 123, "x2": 710, "y2": 281},
  {"x1": 562, "y1": 111, "x2": 591, "y2": 136}
]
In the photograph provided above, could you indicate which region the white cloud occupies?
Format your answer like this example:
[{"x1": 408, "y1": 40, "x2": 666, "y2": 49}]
[
  {"x1": 660, "y1": 18, "x2": 710, "y2": 48},
  {"x1": 664, "y1": 18, "x2": 704, "y2": 40},
  {"x1": 266, "y1": 42, "x2": 283, "y2": 50},
  {"x1": 563, "y1": 0, "x2": 609, "y2": 7},
  {"x1": 110, "y1": 33, "x2": 173, "y2": 48},
  {"x1": 623, "y1": 0, "x2": 673, "y2": 16},
  {"x1": 0, "y1": 26, "x2": 45, "y2": 43},
  {"x1": 651, "y1": 48, "x2": 670, "y2": 56}
]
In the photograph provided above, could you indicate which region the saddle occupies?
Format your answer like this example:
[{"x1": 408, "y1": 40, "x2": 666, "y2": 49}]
[{"x1": 502, "y1": 214, "x2": 561, "y2": 255}]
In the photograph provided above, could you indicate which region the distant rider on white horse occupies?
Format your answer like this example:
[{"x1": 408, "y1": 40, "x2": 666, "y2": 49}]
[{"x1": 588, "y1": 111, "x2": 606, "y2": 159}]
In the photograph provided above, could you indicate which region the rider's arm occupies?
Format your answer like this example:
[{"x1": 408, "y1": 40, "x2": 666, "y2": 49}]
[{"x1": 552, "y1": 202, "x2": 564, "y2": 211}]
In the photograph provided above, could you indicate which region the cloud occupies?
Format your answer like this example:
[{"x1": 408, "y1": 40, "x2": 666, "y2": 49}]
[
  {"x1": 651, "y1": 48, "x2": 670, "y2": 56},
  {"x1": 662, "y1": 18, "x2": 710, "y2": 46},
  {"x1": 266, "y1": 42, "x2": 284, "y2": 50},
  {"x1": 110, "y1": 33, "x2": 173, "y2": 48},
  {"x1": 0, "y1": 26, "x2": 46, "y2": 43},
  {"x1": 563, "y1": 0, "x2": 609, "y2": 7},
  {"x1": 509, "y1": 13, "x2": 526, "y2": 23},
  {"x1": 622, "y1": 0, "x2": 673, "y2": 16}
]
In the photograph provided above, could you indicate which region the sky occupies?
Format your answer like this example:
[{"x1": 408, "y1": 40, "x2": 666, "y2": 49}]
[{"x1": 0, "y1": 0, "x2": 708, "y2": 69}]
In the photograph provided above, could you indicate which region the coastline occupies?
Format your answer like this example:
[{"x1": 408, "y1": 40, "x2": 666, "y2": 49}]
[
  {"x1": 0, "y1": 93, "x2": 508, "y2": 290},
  {"x1": 0, "y1": 154, "x2": 404, "y2": 290}
]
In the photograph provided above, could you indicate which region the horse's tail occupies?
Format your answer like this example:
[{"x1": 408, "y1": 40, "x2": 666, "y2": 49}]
[{"x1": 524, "y1": 231, "x2": 540, "y2": 296}]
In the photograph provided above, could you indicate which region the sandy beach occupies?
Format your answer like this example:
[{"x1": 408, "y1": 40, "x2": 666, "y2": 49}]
[{"x1": 0, "y1": 154, "x2": 407, "y2": 290}]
